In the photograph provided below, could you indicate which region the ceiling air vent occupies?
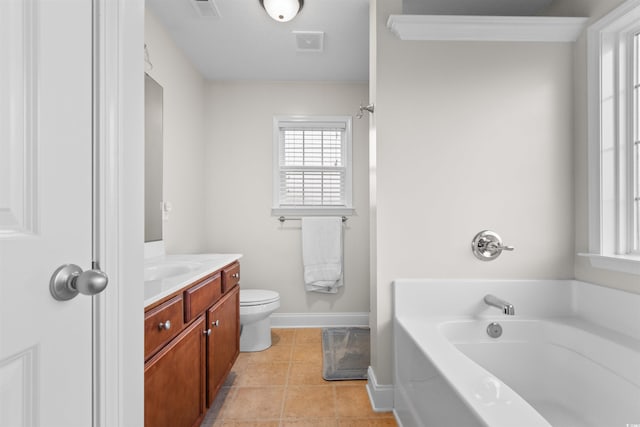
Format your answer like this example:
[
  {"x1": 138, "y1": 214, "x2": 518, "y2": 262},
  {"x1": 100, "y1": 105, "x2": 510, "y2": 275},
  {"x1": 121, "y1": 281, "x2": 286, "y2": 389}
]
[
  {"x1": 293, "y1": 31, "x2": 324, "y2": 53},
  {"x1": 190, "y1": 0, "x2": 221, "y2": 18}
]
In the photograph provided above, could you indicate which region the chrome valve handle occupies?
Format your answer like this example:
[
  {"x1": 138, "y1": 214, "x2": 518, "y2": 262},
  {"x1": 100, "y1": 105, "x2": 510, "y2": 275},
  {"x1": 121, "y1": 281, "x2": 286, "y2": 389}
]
[
  {"x1": 471, "y1": 231, "x2": 515, "y2": 261},
  {"x1": 487, "y1": 242, "x2": 514, "y2": 252}
]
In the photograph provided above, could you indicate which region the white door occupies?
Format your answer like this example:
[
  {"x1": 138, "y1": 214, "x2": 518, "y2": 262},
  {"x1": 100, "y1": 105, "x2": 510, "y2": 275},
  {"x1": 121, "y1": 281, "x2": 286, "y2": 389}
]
[{"x1": 0, "y1": 1, "x2": 96, "y2": 426}]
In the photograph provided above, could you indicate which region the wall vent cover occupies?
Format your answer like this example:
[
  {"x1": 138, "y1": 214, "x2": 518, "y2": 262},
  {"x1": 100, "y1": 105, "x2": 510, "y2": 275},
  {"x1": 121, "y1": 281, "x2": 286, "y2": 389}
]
[
  {"x1": 190, "y1": 0, "x2": 221, "y2": 18},
  {"x1": 293, "y1": 31, "x2": 324, "y2": 52}
]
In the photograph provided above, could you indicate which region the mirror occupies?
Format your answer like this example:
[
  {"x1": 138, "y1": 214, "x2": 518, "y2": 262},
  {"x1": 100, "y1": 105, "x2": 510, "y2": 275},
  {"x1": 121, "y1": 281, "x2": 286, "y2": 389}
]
[{"x1": 144, "y1": 74, "x2": 163, "y2": 242}]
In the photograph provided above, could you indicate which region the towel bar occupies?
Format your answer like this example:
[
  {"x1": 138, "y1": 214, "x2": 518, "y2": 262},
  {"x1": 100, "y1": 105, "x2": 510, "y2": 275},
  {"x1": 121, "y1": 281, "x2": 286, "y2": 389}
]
[{"x1": 278, "y1": 216, "x2": 348, "y2": 223}]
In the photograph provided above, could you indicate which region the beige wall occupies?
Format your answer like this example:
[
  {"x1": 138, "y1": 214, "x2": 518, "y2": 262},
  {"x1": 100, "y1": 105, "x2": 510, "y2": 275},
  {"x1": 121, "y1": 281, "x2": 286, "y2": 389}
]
[
  {"x1": 371, "y1": 0, "x2": 576, "y2": 385},
  {"x1": 203, "y1": 81, "x2": 370, "y2": 314},
  {"x1": 543, "y1": 0, "x2": 623, "y2": 18},
  {"x1": 144, "y1": 9, "x2": 207, "y2": 254},
  {"x1": 545, "y1": 0, "x2": 640, "y2": 294}
]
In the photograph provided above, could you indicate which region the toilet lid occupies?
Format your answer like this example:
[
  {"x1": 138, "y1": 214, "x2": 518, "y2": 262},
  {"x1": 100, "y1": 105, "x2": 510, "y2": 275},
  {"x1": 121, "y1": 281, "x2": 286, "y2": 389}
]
[{"x1": 240, "y1": 289, "x2": 280, "y2": 306}]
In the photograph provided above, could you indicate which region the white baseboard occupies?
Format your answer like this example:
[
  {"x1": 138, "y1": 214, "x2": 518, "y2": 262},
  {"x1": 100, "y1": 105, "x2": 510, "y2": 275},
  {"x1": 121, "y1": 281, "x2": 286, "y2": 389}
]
[
  {"x1": 366, "y1": 366, "x2": 394, "y2": 412},
  {"x1": 270, "y1": 312, "x2": 369, "y2": 328}
]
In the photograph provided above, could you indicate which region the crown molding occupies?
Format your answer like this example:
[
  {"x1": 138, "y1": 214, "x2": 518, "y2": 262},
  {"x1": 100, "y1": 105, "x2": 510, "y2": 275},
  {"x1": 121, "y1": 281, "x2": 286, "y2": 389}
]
[{"x1": 387, "y1": 15, "x2": 588, "y2": 42}]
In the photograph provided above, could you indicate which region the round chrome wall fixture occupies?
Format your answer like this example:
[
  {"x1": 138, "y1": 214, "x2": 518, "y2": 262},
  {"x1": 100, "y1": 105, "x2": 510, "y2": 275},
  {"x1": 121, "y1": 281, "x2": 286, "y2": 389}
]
[
  {"x1": 487, "y1": 322, "x2": 503, "y2": 339},
  {"x1": 471, "y1": 230, "x2": 514, "y2": 261}
]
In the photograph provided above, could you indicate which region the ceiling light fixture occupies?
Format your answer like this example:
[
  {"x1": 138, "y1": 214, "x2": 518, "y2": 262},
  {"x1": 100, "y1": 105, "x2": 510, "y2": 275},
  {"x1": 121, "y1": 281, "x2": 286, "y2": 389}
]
[{"x1": 259, "y1": 0, "x2": 303, "y2": 22}]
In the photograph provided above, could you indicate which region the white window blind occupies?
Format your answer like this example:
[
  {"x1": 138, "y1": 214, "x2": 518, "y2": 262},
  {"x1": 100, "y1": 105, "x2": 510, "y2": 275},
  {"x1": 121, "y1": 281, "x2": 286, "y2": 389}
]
[{"x1": 272, "y1": 116, "x2": 353, "y2": 215}]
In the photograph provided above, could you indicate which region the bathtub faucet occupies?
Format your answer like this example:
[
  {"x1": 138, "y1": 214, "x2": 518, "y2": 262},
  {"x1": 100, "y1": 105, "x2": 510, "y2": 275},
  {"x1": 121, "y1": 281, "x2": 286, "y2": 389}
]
[{"x1": 484, "y1": 294, "x2": 515, "y2": 315}]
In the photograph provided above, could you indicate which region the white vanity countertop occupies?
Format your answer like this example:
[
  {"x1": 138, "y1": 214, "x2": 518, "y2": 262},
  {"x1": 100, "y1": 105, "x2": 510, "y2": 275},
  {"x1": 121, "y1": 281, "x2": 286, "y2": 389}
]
[{"x1": 144, "y1": 253, "x2": 242, "y2": 307}]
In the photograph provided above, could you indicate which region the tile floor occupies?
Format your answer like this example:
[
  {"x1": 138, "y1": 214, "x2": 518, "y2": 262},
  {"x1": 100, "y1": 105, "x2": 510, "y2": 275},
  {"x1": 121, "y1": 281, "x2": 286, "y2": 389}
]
[{"x1": 200, "y1": 328, "x2": 398, "y2": 427}]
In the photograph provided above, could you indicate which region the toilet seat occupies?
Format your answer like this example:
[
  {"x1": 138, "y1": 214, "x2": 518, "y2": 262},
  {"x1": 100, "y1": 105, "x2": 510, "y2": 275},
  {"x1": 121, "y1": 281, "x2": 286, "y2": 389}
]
[{"x1": 240, "y1": 289, "x2": 280, "y2": 307}]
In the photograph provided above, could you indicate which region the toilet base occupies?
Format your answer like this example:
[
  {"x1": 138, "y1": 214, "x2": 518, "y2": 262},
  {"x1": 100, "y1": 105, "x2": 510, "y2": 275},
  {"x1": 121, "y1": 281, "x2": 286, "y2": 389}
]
[{"x1": 240, "y1": 317, "x2": 272, "y2": 352}]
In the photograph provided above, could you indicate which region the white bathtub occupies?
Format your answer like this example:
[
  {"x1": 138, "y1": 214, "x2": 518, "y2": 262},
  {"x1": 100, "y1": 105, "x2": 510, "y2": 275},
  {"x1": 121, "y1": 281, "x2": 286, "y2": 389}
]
[{"x1": 393, "y1": 280, "x2": 640, "y2": 427}]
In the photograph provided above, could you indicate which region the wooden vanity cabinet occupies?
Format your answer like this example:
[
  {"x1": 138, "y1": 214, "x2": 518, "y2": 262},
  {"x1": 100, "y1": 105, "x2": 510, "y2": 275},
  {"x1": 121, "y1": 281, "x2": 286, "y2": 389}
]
[
  {"x1": 144, "y1": 262, "x2": 240, "y2": 426},
  {"x1": 144, "y1": 295, "x2": 184, "y2": 360},
  {"x1": 206, "y1": 285, "x2": 240, "y2": 406},
  {"x1": 184, "y1": 272, "x2": 221, "y2": 323},
  {"x1": 144, "y1": 316, "x2": 206, "y2": 427},
  {"x1": 221, "y1": 262, "x2": 240, "y2": 293}
]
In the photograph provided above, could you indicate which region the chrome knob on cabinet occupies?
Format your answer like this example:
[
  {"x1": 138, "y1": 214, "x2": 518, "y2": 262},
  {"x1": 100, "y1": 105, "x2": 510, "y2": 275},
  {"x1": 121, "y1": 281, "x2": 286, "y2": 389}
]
[
  {"x1": 158, "y1": 320, "x2": 171, "y2": 331},
  {"x1": 231, "y1": 273, "x2": 239, "y2": 279},
  {"x1": 204, "y1": 328, "x2": 212, "y2": 336},
  {"x1": 212, "y1": 320, "x2": 220, "y2": 327}
]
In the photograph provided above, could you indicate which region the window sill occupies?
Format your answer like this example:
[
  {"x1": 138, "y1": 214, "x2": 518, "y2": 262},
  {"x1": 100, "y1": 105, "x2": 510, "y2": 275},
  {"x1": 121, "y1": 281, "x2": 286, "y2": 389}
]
[
  {"x1": 578, "y1": 253, "x2": 640, "y2": 276},
  {"x1": 271, "y1": 207, "x2": 355, "y2": 217}
]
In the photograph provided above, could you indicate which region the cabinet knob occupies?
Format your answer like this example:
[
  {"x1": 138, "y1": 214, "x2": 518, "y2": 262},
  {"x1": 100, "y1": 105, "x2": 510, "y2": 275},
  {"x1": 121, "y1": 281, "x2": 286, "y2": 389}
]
[
  {"x1": 158, "y1": 320, "x2": 171, "y2": 331},
  {"x1": 232, "y1": 273, "x2": 239, "y2": 279},
  {"x1": 212, "y1": 320, "x2": 220, "y2": 327},
  {"x1": 204, "y1": 328, "x2": 212, "y2": 336}
]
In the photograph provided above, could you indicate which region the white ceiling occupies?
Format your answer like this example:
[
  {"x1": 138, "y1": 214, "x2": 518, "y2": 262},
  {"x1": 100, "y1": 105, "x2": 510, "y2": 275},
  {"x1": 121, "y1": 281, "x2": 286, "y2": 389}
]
[
  {"x1": 146, "y1": 0, "x2": 370, "y2": 82},
  {"x1": 146, "y1": 0, "x2": 555, "y2": 82}
]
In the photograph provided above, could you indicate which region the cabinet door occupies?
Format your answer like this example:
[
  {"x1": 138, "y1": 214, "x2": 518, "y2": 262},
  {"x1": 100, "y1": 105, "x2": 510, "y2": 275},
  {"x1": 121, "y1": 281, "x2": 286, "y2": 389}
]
[
  {"x1": 145, "y1": 316, "x2": 206, "y2": 427},
  {"x1": 206, "y1": 285, "x2": 240, "y2": 406}
]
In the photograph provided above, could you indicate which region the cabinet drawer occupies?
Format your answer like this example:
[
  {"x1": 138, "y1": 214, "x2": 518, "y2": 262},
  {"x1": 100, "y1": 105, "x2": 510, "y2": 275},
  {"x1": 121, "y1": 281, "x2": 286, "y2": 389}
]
[
  {"x1": 222, "y1": 262, "x2": 240, "y2": 293},
  {"x1": 145, "y1": 295, "x2": 184, "y2": 360},
  {"x1": 184, "y1": 273, "x2": 221, "y2": 323}
]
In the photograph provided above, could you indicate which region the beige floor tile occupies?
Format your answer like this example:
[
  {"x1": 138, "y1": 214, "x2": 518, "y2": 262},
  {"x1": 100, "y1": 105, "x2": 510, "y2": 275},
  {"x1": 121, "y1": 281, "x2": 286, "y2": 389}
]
[
  {"x1": 294, "y1": 328, "x2": 323, "y2": 344},
  {"x1": 202, "y1": 387, "x2": 235, "y2": 425},
  {"x1": 335, "y1": 386, "x2": 385, "y2": 418},
  {"x1": 223, "y1": 353, "x2": 254, "y2": 387},
  {"x1": 201, "y1": 328, "x2": 383, "y2": 427},
  {"x1": 292, "y1": 342, "x2": 323, "y2": 364},
  {"x1": 221, "y1": 386, "x2": 285, "y2": 420},
  {"x1": 272, "y1": 329, "x2": 295, "y2": 346},
  {"x1": 332, "y1": 379, "x2": 367, "y2": 387},
  {"x1": 283, "y1": 385, "x2": 337, "y2": 418},
  {"x1": 213, "y1": 421, "x2": 280, "y2": 427},
  {"x1": 337, "y1": 418, "x2": 398, "y2": 427},
  {"x1": 282, "y1": 418, "x2": 339, "y2": 427},
  {"x1": 236, "y1": 362, "x2": 289, "y2": 386},
  {"x1": 248, "y1": 343, "x2": 293, "y2": 363},
  {"x1": 232, "y1": 353, "x2": 253, "y2": 371},
  {"x1": 223, "y1": 369, "x2": 243, "y2": 387},
  {"x1": 288, "y1": 362, "x2": 331, "y2": 386}
]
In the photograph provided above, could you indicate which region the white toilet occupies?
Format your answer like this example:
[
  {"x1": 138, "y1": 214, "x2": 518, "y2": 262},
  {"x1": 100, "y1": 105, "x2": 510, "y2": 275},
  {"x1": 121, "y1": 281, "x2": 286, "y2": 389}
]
[{"x1": 239, "y1": 289, "x2": 280, "y2": 352}]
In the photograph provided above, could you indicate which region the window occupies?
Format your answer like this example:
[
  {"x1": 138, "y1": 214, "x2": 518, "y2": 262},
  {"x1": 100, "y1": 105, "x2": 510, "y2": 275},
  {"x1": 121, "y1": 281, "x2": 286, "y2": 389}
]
[
  {"x1": 633, "y1": 33, "x2": 640, "y2": 251},
  {"x1": 272, "y1": 116, "x2": 353, "y2": 216},
  {"x1": 586, "y1": 0, "x2": 640, "y2": 274}
]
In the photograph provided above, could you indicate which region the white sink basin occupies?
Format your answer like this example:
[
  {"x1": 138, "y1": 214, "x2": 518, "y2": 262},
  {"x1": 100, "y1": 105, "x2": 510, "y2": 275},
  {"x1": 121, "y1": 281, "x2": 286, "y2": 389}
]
[
  {"x1": 143, "y1": 253, "x2": 242, "y2": 306},
  {"x1": 144, "y1": 262, "x2": 201, "y2": 281}
]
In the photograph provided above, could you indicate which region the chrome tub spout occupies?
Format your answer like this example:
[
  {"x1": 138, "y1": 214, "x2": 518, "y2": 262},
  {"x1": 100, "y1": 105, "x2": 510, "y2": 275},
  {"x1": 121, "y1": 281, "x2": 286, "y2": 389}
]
[{"x1": 484, "y1": 294, "x2": 515, "y2": 315}]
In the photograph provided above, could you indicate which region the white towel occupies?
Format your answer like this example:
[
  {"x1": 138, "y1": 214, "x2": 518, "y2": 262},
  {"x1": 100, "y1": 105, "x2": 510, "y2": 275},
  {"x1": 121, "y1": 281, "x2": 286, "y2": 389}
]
[{"x1": 301, "y1": 217, "x2": 343, "y2": 294}]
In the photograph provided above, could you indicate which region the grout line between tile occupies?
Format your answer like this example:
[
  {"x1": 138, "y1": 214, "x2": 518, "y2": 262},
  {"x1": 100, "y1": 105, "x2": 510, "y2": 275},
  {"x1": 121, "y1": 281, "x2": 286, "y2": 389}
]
[{"x1": 200, "y1": 328, "x2": 395, "y2": 427}]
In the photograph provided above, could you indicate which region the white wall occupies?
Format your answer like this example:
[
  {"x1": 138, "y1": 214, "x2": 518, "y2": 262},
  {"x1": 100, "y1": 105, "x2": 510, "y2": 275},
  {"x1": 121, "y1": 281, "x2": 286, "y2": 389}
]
[
  {"x1": 371, "y1": 0, "x2": 575, "y2": 385},
  {"x1": 544, "y1": 0, "x2": 640, "y2": 294},
  {"x1": 144, "y1": 9, "x2": 207, "y2": 254},
  {"x1": 203, "y1": 81, "x2": 370, "y2": 315}
]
